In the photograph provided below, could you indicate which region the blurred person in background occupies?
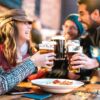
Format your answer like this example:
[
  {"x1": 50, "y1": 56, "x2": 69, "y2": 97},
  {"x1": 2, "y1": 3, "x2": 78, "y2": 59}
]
[
  {"x1": 0, "y1": 9, "x2": 55, "y2": 94},
  {"x1": 47, "y1": 14, "x2": 93, "y2": 80},
  {"x1": 63, "y1": 14, "x2": 84, "y2": 40},
  {"x1": 30, "y1": 19, "x2": 42, "y2": 50},
  {"x1": 70, "y1": 0, "x2": 100, "y2": 71},
  {"x1": 64, "y1": 14, "x2": 93, "y2": 80},
  {"x1": 55, "y1": 30, "x2": 62, "y2": 36}
]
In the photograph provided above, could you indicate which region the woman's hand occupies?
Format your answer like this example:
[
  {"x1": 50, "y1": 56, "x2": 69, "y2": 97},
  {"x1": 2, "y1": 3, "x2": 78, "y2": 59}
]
[{"x1": 30, "y1": 51, "x2": 55, "y2": 69}]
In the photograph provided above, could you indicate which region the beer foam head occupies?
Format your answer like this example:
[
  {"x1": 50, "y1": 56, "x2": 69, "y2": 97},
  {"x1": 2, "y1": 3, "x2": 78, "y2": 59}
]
[
  {"x1": 42, "y1": 41, "x2": 56, "y2": 45},
  {"x1": 39, "y1": 41, "x2": 56, "y2": 50},
  {"x1": 52, "y1": 36, "x2": 65, "y2": 40},
  {"x1": 66, "y1": 40, "x2": 80, "y2": 47},
  {"x1": 67, "y1": 46, "x2": 83, "y2": 53}
]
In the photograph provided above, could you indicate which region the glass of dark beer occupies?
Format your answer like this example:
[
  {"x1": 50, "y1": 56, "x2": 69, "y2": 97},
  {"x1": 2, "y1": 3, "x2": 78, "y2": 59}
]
[{"x1": 51, "y1": 36, "x2": 65, "y2": 60}]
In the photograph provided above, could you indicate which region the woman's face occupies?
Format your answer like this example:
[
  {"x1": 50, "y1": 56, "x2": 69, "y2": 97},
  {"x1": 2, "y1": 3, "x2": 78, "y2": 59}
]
[
  {"x1": 16, "y1": 21, "x2": 32, "y2": 42},
  {"x1": 63, "y1": 20, "x2": 79, "y2": 40}
]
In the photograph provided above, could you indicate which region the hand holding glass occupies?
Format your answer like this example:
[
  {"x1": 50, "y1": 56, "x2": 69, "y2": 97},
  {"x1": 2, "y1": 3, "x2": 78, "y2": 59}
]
[{"x1": 66, "y1": 40, "x2": 83, "y2": 73}]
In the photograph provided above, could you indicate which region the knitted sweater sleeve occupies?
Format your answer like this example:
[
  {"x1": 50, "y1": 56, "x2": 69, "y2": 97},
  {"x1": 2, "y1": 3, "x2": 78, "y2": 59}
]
[{"x1": 0, "y1": 59, "x2": 36, "y2": 95}]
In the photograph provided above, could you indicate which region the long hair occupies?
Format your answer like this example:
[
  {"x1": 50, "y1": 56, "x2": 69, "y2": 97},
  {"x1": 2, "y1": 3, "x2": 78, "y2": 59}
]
[
  {"x1": 0, "y1": 20, "x2": 17, "y2": 66},
  {"x1": 0, "y1": 20, "x2": 37, "y2": 69}
]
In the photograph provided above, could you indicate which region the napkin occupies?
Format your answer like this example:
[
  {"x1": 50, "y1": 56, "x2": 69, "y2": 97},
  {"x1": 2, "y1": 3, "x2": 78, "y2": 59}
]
[{"x1": 22, "y1": 93, "x2": 52, "y2": 100}]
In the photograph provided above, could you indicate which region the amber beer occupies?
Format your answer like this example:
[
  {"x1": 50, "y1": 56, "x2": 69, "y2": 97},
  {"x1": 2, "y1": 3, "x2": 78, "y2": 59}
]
[
  {"x1": 51, "y1": 36, "x2": 65, "y2": 60},
  {"x1": 66, "y1": 40, "x2": 83, "y2": 73},
  {"x1": 39, "y1": 41, "x2": 56, "y2": 54},
  {"x1": 39, "y1": 41, "x2": 56, "y2": 71}
]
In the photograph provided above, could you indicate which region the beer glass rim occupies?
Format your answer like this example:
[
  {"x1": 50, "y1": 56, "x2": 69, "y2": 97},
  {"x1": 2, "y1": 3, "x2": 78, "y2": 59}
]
[{"x1": 52, "y1": 36, "x2": 65, "y2": 40}]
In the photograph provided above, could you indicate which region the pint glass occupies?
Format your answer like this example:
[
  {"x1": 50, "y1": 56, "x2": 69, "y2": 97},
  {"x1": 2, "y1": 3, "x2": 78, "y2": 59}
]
[
  {"x1": 39, "y1": 41, "x2": 56, "y2": 54},
  {"x1": 39, "y1": 41, "x2": 56, "y2": 71},
  {"x1": 51, "y1": 36, "x2": 65, "y2": 60},
  {"x1": 66, "y1": 40, "x2": 83, "y2": 73}
]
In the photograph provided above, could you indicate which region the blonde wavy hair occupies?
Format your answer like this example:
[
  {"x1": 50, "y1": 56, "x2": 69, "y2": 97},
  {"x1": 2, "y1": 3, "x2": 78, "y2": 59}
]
[
  {"x1": 0, "y1": 20, "x2": 37, "y2": 67},
  {"x1": 0, "y1": 9, "x2": 37, "y2": 68},
  {"x1": 0, "y1": 20, "x2": 17, "y2": 66}
]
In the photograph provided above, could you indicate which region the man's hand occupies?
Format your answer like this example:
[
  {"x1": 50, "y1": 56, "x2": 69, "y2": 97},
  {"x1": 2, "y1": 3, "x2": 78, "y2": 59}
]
[{"x1": 70, "y1": 53, "x2": 99, "y2": 69}]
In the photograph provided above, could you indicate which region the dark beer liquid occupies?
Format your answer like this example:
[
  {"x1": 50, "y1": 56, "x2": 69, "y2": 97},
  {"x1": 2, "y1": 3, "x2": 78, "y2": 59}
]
[{"x1": 52, "y1": 39, "x2": 65, "y2": 60}]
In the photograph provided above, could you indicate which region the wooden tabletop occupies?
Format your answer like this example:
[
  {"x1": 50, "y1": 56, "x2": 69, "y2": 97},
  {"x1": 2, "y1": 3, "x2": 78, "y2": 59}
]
[
  {"x1": 0, "y1": 95, "x2": 33, "y2": 100},
  {"x1": 1, "y1": 82, "x2": 100, "y2": 100}
]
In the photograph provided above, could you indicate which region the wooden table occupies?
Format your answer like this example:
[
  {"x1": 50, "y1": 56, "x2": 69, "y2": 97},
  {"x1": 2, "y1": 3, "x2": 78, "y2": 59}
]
[{"x1": 1, "y1": 83, "x2": 100, "y2": 100}]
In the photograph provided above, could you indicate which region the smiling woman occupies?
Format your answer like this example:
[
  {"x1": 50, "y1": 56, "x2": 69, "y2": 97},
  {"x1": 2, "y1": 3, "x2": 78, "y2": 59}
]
[
  {"x1": 0, "y1": 9, "x2": 55, "y2": 95},
  {"x1": 0, "y1": 9, "x2": 36, "y2": 71}
]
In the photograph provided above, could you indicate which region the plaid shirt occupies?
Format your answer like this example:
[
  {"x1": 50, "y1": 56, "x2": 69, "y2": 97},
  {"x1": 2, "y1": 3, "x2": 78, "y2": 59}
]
[{"x1": 0, "y1": 59, "x2": 36, "y2": 95}]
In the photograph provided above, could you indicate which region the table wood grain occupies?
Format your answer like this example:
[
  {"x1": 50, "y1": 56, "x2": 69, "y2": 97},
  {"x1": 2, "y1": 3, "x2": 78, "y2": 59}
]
[{"x1": 1, "y1": 83, "x2": 100, "y2": 100}]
